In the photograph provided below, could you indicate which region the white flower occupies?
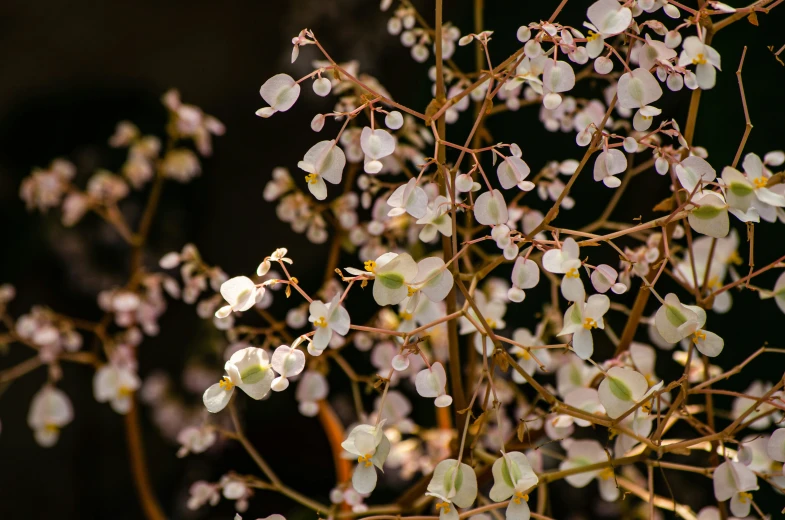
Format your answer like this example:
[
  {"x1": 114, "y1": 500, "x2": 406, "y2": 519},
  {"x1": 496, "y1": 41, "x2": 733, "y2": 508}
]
[
  {"x1": 361, "y1": 127, "x2": 396, "y2": 174},
  {"x1": 415, "y1": 362, "x2": 453, "y2": 407},
  {"x1": 675, "y1": 156, "x2": 716, "y2": 193},
  {"x1": 508, "y1": 257, "x2": 540, "y2": 302},
  {"x1": 417, "y1": 196, "x2": 453, "y2": 242},
  {"x1": 257, "y1": 74, "x2": 301, "y2": 118},
  {"x1": 202, "y1": 347, "x2": 274, "y2": 413},
  {"x1": 557, "y1": 294, "x2": 610, "y2": 359},
  {"x1": 654, "y1": 293, "x2": 724, "y2": 356},
  {"x1": 541, "y1": 60, "x2": 576, "y2": 109},
  {"x1": 298, "y1": 140, "x2": 346, "y2": 200},
  {"x1": 497, "y1": 152, "x2": 533, "y2": 191},
  {"x1": 678, "y1": 36, "x2": 721, "y2": 89},
  {"x1": 730, "y1": 381, "x2": 781, "y2": 430},
  {"x1": 590, "y1": 264, "x2": 627, "y2": 294},
  {"x1": 489, "y1": 451, "x2": 539, "y2": 520},
  {"x1": 474, "y1": 190, "x2": 509, "y2": 226},
  {"x1": 713, "y1": 460, "x2": 758, "y2": 517},
  {"x1": 543, "y1": 238, "x2": 585, "y2": 302},
  {"x1": 688, "y1": 191, "x2": 729, "y2": 238},
  {"x1": 215, "y1": 276, "x2": 260, "y2": 318},
  {"x1": 296, "y1": 371, "x2": 328, "y2": 416},
  {"x1": 426, "y1": 459, "x2": 478, "y2": 520},
  {"x1": 763, "y1": 271, "x2": 785, "y2": 314},
  {"x1": 355, "y1": 253, "x2": 420, "y2": 307},
  {"x1": 593, "y1": 149, "x2": 627, "y2": 188},
  {"x1": 598, "y1": 367, "x2": 656, "y2": 419},
  {"x1": 387, "y1": 178, "x2": 428, "y2": 218},
  {"x1": 768, "y1": 428, "x2": 785, "y2": 463},
  {"x1": 27, "y1": 386, "x2": 73, "y2": 447},
  {"x1": 341, "y1": 422, "x2": 391, "y2": 494},
  {"x1": 270, "y1": 343, "x2": 306, "y2": 391},
  {"x1": 586, "y1": 0, "x2": 632, "y2": 37},
  {"x1": 94, "y1": 364, "x2": 141, "y2": 414},
  {"x1": 177, "y1": 426, "x2": 217, "y2": 457},
  {"x1": 722, "y1": 154, "x2": 785, "y2": 223},
  {"x1": 638, "y1": 34, "x2": 677, "y2": 71},
  {"x1": 309, "y1": 296, "x2": 351, "y2": 351},
  {"x1": 559, "y1": 439, "x2": 607, "y2": 488}
]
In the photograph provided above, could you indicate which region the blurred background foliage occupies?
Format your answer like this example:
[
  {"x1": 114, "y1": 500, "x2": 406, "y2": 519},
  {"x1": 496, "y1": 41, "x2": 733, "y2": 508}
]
[{"x1": 1, "y1": 0, "x2": 784, "y2": 518}]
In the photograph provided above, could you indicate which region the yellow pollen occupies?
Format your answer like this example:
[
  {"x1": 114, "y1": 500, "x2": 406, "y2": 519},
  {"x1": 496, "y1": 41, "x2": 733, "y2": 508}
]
[
  {"x1": 691, "y1": 330, "x2": 707, "y2": 344},
  {"x1": 565, "y1": 267, "x2": 580, "y2": 279},
  {"x1": 219, "y1": 376, "x2": 235, "y2": 391},
  {"x1": 587, "y1": 30, "x2": 600, "y2": 41},
  {"x1": 738, "y1": 491, "x2": 753, "y2": 503},
  {"x1": 435, "y1": 502, "x2": 451, "y2": 513},
  {"x1": 44, "y1": 423, "x2": 60, "y2": 433},
  {"x1": 305, "y1": 173, "x2": 319, "y2": 184},
  {"x1": 583, "y1": 317, "x2": 598, "y2": 330},
  {"x1": 399, "y1": 311, "x2": 413, "y2": 321},
  {"x1": 407, "y1": 285, "x2": 418, "y2": 297},
  {"x1": 727, "y1": 251, "x2": 743, "y2": 265},
  {"x1": 608, "y1": 428, "x2": 618, "y2": 439},
  {"x1": 707, "y1": 276, "x2": 721, "y2": 289},
  {"x1": 486, "y1": 318, "x2": 498, "y2": 329},
  {"x1": 118, "y1": 386, "x2": 134, "y2": 397},
  {"x1": 314, "y1": 316, "x2": 328, "y2": 328},
  {"x1": 692, "y1": 53, "x2": 707, "y2": 65},
  {"x1": 641, "y1": 401, "x2": 652, "y2": 414},
  {"x1": 599, "y1": 467, "x2": 615, "y2": 480},
  {"x1": 753, "y1": 177, "x2": 768, "y2": 188},
  {"x1": 357, "y1": 454, "x2": 374, "y2": 467},
  {"x1": 364, "y1": 260, "x2": 376, "y2": 273},
  {"x1": 512, "y1": 491, "x2": 529, "y2": 504},
  {"x1": 517, "y1": 349, "x2": 531, "y2": 360}
]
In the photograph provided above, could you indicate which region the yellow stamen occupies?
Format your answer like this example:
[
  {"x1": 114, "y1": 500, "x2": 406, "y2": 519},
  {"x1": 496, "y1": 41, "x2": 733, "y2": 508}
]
[
  {"x1": 407, "y1": 285, "x2": 418, "y2": 297},
  {"x1": 738, "y1": 491, "x2": 753, "y2": 503},
  {"x1": 707, "y1": 276, "x2": 721, "y2": 289},
  {"x1": 753, "y1": 177, "x2": 768, "y2": 189},
  {"x1": 608, "y1": 428, "x2": 618, "y2": 439},
  {"x1": 583, "y1": 317, "x2": 598, "y2": 330},
  {"x1": 565, "y1": 267, "x2": 580, "y2": 279},
  {"x1": 44, "y1": 423, "x2": 60, "y2": 433},
  {"x1": 399, "y1": 311, "x2": 413, "y2": 321},
  {"x1": 486, "y1": 318, "x2": 498, "y2": 329},
  {"x1": 512, "y1": 491, "x2": 529, "y2": 504},
  {"x1": 587, "y1": 30, "x2": 600, "y2": 41},
  {"x1": 357, "y1": 453, "x2": 373, "y2": 467},
  {"x1": 364, "y1": 260, "x2": 376, "y2": 273},
  {"x1": 314, "y1": 316, "x2": 328, "y2": 328},
  {"x1": 305, "y1": 173, "x2": 319, "y2": 184},
  {"x1": 727, "y1": 251, "x2": 743, "y2": 265},
  {"x1": 691, "y1": 330, "x2": 707, "y2": 344},
  {"x1": 219, "y1": 376, "x2": 235, "y2": 391},
  {"x1": 118, "y1": 386, "x2": 134, "y2": 397},
  {"x1": 692, "y1": 53, "x2": 707, "y2": 65},
  {"x1": 435, "y1": 502, "x2": 451, "y2": 513},
  {"x1": 516, "y1": 349, "x2": 531, "y2": 360},
  {"x1": 599, "y1": 467, "x2": 615, "y2": 480}
]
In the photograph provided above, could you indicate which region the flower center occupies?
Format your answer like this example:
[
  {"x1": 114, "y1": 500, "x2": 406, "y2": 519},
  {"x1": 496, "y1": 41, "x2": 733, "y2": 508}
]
[
  {"x1": 738, "y1": 491, "x2": 753, "y2": 503},
  {"x1": 407, "y1": 285, "x2": 418, "y2": 297},
  {"x1": 599, "y1": 467, "x2": 614, "y2": 480},
  {"x1": 516, "y1": 349, "x2": 531, "y2": 360},
  {"x1": 435, "y1": 502, "x2": 451, "y2": 513},
  {"x1": 753, "y1": 176, "x2": 768, "y2": 188},
  {"x1": 219, "y1": 376, "x2": 235, "y2": 391},
  {"x1": 399, "y1": 311, "x2": 413, "y2": 321},
  {"x1": 364, "y1": 260, "x2": 377, "y2": 273},
  {"x1": 565, "y1": 267, "x2": 580, "y2": 279},
  {"x1": 118, "y1": 386, "x2": 134, "y2": 397},
  {"x1": 727, "y1": 251, "x2": 743, "y2": 265},
  {"x1": 583, "y1": 317, "x2": 598, "y2": 330},
  {"x1": 692, "y1": 53, "x2": 707, "y2": 65},
  {"x1": 44, "y1": 423, "x2": 60, "y2": 433},
  {"x1": 357, "y1": 453, "x2": 373, "y2": 467},
  {"x1": 512, "y1": 491, "x2": 529, "y2": 504},
  {"x1": 691, "y1": 330, "x2": 706, "y2": 344},
  {"x1": 587, "y1": 30, "x2": 600, "y2": 41},
  {"x1": 314, "y1": 316, "x2": 328, "y2": 328},
  {"x1": 305, "y1": 173, "x2": 319, "y2": 184},
  {"x1": 486, "y1": 318, "x2": 498, "y2": 329}
]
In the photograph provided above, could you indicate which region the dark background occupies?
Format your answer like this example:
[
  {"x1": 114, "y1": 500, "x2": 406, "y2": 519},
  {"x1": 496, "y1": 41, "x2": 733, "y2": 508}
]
[{"x1": 1, "y1": 1, "x2": 784, "y2": 519}]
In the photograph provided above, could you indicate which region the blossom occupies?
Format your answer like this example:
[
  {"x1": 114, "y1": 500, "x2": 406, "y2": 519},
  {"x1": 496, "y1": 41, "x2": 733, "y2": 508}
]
[
  {"x1": 598, "y1": 366, "x2": 660, "y2": 419},
  {"x1": 713, "y1": 460, "x2": 758, "y2": 518},
  {"x1": 688, "y1": 191, "x2": 729, "y2": 238},
  {"x1": 675, "y1": 156, "x2": 716, "y2": 193},
  {"x1": 678, "y1": 36, "x2": 721, "y2": 90},
  {"x1": 27, "y1": 386, "x2": 73, "y2": 447},
  {"x1": 593, "y1": 149, "x2": 627, "y2": 188},
  {"x1": 257, "y1": 74, "x2": 301, "y2": 117},
  {"x1": 654, "y1": 293, "x2": 724, "y2": 356},
  {"x1": 387, "y1": 178, "x2": 428, "y2": 218},
  {"x1": 541, "y1": 60, "x2": 576, "y2": 109},
  {"x1": 426, "y1": 459, "x2": 478, "y2": 520},
  {"x1": 721, "y1": 154, "x2": 785, "y2": 223},
  {"x1": 309, "y1": 296, "x2": 351, "y2": 351},
  {"x1": 202, "y1": 347, "x2": 274, "y2": 413},
  {"x1": 215, "y1": 276, "x2": 260, "y2": 318},
  {"x1": 417, "y1": 196, "x2": 452, "y2": 242},
  {"x1": 474, "y1": 190, "x2": 509, "y2": 226},
  {"x1": 177, "y1": 426, "x2": 217, "y2": 458},
  {"x1": 768, "y1": 428, "x2": 785, "y2": 465},
  {"x1": 297, "y1": 140, "x2": 346, "y2": 200},
  {"x1": 508, "y1": 257, "x2": 540, "y2": 302},
  {"x1": 559, "y1": 439, "x2": 607, "y2": 488},
  {"x1": 415, "y1": 362, "x2": 452, "y2": 407},
  {"x1": 496, "y1": 150, "x2": 533, "y2": 191},
  {"x1": 270, "y1": 343, "x2": 306, "y2": 391},
  {"x1": 361, "y1": 127, "x2": 396, "y2": 174},
  {"x1": 296, "y1": 371, "x2": 328, "y2": 416},
  {"x1": 543, "y1": 238, "x2": 585, "y2": 302},
  {"x1": 638, "y1": 34, "x2": 677, "y2": 71},
  {"x1": 489, "y1": 451, "x2": 539, "y2": 520},
  {"x1": 347, "y1": 253, "x2": 419, "y2": 307},
  {"x1": 762, "y1": 271, "x2": 785, "y2": 314},
  {"x1": 94, "y1": 363, "x2": 141, "y2": 414},
  {"x1": 590, "y1": 264, "x2": 627, "y2": 294},
  {"x1": 557, "y1": 294, "x2": 610, "y2": 359},
  {"x1": 616, "y1": 68, "x2": 662, "y2": 130},
  {"x1": 341, "y1": 421, "x2": 391, "y2": 493}
]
